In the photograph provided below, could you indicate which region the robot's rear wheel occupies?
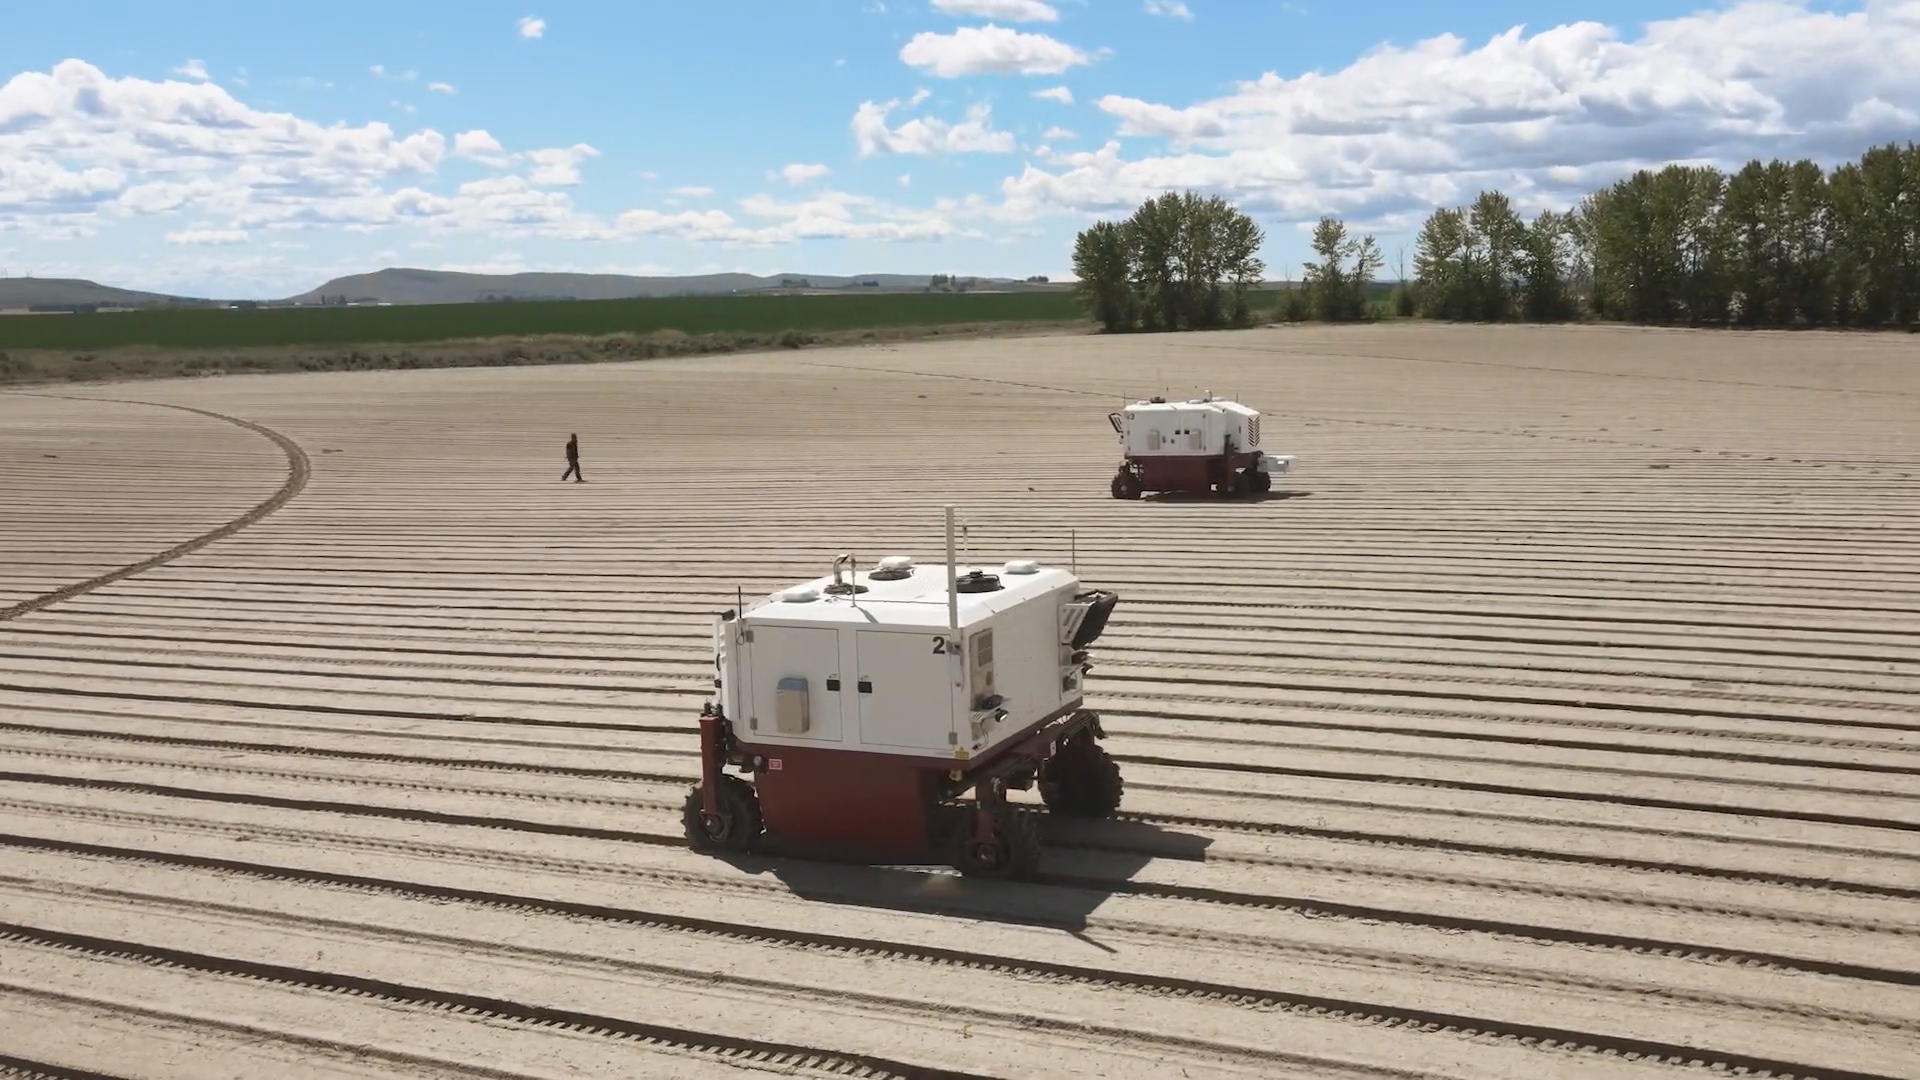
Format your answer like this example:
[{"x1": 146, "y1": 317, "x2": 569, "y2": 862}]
[
  {"x1": 1111, "y1": 469, "x2": 1142, "y2": 500},
  {"x1": 1246, "y1": 467, "x2": 1272, "y2": 494},
  {"x1": 683, "y1": 774, "x2": 763, "y2": 853},
  {"x1": 952, "y1": 805, "x2": 1042, "y2": 880}
]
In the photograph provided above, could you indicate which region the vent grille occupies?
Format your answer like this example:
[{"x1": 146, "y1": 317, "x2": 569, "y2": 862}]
[{"x1": 1247, "y1": 415, "x2": 1260, "y2": 447}]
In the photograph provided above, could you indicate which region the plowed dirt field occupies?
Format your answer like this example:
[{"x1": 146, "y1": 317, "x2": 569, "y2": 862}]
[{"x1": 2, "y1": 322, "x2": 1916, "y2": 1080}]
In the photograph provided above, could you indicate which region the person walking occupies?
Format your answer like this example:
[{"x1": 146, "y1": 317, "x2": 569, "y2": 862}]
[{"x1": 561, "y1": 433, "x2": 585, "y2": 483}]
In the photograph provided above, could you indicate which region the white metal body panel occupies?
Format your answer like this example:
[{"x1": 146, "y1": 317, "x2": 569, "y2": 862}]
[
  {"x1": 715, "y1": 560, "x2": 1086, "y2": 761},
  {"x1": 1112, "y1": 398, "x2": 1263, "y2": 458},
  {"x1": 979, "y1": 593, "x2": 1068, "y2": 749},
  {"x1": 855, "y1": 629, "x2": 952, "y2": 751},
  {"x1": 1257, "y1": 453, "x2": 1295, "y2": 474}
]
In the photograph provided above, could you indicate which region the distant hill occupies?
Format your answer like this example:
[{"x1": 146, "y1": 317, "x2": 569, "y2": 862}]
[
  {"x1": 0, "y1": 278, "x2": 213, "y2": 310},
  {"x1": 2, "y1": 268, "x2": 1081, "y2": 312},
  {"x1": 285, "y1": 268, "x2": 1063, "y2": 306}
]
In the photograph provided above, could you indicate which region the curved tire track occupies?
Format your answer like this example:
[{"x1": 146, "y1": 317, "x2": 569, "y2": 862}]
[{"x1": 0, "y1": 394, "x2": 310, "y2": 623}]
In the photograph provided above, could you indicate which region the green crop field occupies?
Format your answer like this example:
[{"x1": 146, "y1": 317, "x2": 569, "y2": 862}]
[{"x1": 0, "y1": 291, "x2": 1089, "y2": 351}]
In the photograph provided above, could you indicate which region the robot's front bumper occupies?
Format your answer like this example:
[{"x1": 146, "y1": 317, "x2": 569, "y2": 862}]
[{"x1": 1257, "y1": 453, "x2": 1297, "y2": 474}]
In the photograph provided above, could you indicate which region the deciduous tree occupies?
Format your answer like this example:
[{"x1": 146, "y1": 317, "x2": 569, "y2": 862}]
[{"x1": 1069, "y1": 190, "x2": 1266, "y2": 333}]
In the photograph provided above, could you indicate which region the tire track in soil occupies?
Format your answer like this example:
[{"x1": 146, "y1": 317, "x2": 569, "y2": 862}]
[
  {"x1": 10, "y1": 751, "x2": 1917, "y2": 906},
  {"x1": 13, "y1": 678, "x2": 1919, "y2": 763},
  {"x1": 11, "y1": 635, "x2": 1920, "y2": 718},
  {"x1": 2, "y1": 715, "x2": 1916, "y2": 867},
  {"x1": 12, "y1": 848, "x2": 1917, "y2": 1068},
  {"x1": 0, "y1": 853, "x2": 1911, "y2": 1080},
  {"x1": 2, "y1": 796, "x2": 1915, "y2": 985},
  {"x1": 0, "y1": 924, "x2": 996, "y2": 1080},
  {"x1": 14, "y1": 784, "x2": 1919, "y2": 952},
  {"x1": 7, "y1": 722, "x2": 1920, "y2": 898},
  {"x1": 0, "y1": 394, "x2": 311, "y2": 624},
  {"x1": 7, "y1": 726, "x2": 1916, "y2": 842},
  {"x1": 0, "y1": 985, "x2": 607, "y2": 1080},
  {"x1": 10, "y1": 620, "x2": 1918, "y2": 681}
]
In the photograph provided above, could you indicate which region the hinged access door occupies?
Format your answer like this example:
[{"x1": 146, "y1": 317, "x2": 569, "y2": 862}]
[
  {"x1": 854, "y1": 629, "x2": 954, "y2": 752},
  {"x1": 747, "y1": 625, "x2": 842, "y2": 741}
]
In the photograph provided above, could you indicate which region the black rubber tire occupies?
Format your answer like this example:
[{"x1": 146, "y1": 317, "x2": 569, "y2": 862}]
[
  {"x1": 1110, "y1": 470, "x2": 1142, "y2": 500},
  {"x1": 1246, "y1": 467, "x2": 1272, "y2": 494},
  {"x1": 682, "y1": 774, "x2": 763, "y2": 853},
  {"x1": 1039, "y1": 741, "x2": 1124, "y2": 818},
  {"x1": 952, "y1": 805, "x2": 1042, "y2": 881}
]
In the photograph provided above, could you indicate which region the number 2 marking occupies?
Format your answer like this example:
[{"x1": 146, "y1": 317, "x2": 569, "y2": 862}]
[{"x1": 931, "y1": 636, "x2": 946, "y2": 654}]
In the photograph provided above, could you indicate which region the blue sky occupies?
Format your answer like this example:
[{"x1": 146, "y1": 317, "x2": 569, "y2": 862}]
[{"x1": 1, "y1": 0, "x2": 1911, "y2": 298}]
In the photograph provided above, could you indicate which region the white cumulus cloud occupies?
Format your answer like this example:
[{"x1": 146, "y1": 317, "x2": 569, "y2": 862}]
[
  {"x1": 165, "y1": 228, "x2": 248, "y2": 245},
  {"x1": 899, "y1": 25, "x2": 1092, "y2": 77},
  {"x1": 172, "y1": 60, "x2": 210, "y2": 81},
  {"x1": 780, "y1": 163, "x2": 832, "y2": 184},
  {"x1": 0, "y1": 59, "x2": 606, "y2": 246},
  {"x1": 929, "y1": 0, "x2": 1059, "y2": 21},
  {"x1": 517, "y1": 15, "x2": 546, "y2": 39},
  {"x1": 1033, "y1": 85, "x2": 1073, "y2": 104},
  {"x1": 1001, "y1": 0, "x2": 1920, "y2": 228},
  {"x1": 852, "y1": 97, "x2": 1017, "y2": 155},
  {"x1": 615, "y1": 189, "x2": 974, "y2": 246},
  {"x1": 1143, "y1": 0, "x2": 1193, "y2": 19},
  {"x1": 452, "y1": 130, "x2": 509, "y2": 162},
  {"x1": 428, "y1": 81, "x2": 456, "y2": 94},
  {"x1": 524, "y1": 144, "x2": 599, "y2": 185}
]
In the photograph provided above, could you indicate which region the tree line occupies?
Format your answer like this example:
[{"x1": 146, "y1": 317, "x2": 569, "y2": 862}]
[
  {"x1": 1069, "y1": 191, "x2": 1267, "y2": 332},
  {"x1": 1071, "y1": 141, "x2": 1920, "y2": 330}
]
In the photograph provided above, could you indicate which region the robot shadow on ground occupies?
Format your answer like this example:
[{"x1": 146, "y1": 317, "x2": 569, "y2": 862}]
[
  {"x1": 1139, "y1": 488, "x2": 1314, "y2": 504},
  {"x1": 705, "y1": 812, "x2": 1212, "y2": 940}
]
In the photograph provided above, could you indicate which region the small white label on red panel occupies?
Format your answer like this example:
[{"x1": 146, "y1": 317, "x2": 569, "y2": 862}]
[{"x1": 768, "y1": 759, "x2": 783, "y2": 770}]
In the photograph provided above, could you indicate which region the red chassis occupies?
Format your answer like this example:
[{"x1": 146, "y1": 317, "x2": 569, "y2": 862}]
[
  {"x1": 684, "y1": 702, "x2": 1122, "y2": 880},
  {"x1": 1111, "y1": 447, "x2": 1273, "y2": 499}
]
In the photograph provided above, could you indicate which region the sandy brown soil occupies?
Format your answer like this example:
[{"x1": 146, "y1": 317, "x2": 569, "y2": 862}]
[{"x1": 0, "y1": 321, "x2": 1916, "y2": 1080}]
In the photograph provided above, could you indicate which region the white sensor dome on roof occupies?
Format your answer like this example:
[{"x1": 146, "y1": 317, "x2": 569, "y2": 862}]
[{"x1": 1003, "y1": 559, "x2": 1040, "y2": 575}]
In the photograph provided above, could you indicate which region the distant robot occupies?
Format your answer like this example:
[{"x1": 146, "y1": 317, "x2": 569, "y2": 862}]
[
  {"x1": 682, "y1": 507, "x2": 1122, "y2": 881},
  {"x1": 1108, "y1": 395, "x2": 1296, "y2": 499}
]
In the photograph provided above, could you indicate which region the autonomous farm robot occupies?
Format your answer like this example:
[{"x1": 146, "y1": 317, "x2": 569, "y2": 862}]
[
  {"x1": 682, "y1": 507, "x2": 1122, "y2": 880},
  {"x1": 1108, "y1": 394, "x2": 1296, "y2": 499}
]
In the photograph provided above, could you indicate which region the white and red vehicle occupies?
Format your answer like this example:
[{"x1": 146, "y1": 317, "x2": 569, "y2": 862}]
[
  {"x1": 1108, "y1": 395, "x2": 1296, "y2": 499},
  {"x1": 684, "y1": 507, "x2": 1122, "y2": 881}
]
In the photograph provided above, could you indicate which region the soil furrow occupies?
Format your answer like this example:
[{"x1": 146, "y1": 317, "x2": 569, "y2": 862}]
[
  {"x1": 1, "y1": 782, "x2": 1915, "y2": 980},
  {"x1": 4, "y1": 868, "x2": 1912, "y2": 1078}
]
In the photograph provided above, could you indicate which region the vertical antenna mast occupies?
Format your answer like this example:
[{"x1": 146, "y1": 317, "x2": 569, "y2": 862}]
[{"x1": 944, "y1": 505, "x2": 961, "y2": 670}]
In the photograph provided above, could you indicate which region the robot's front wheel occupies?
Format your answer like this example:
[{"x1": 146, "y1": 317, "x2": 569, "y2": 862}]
[
  {"x1": 1039, "y1": 738, "x2": 1124, "y2": 818},
  {"x1": 682, "y1": 774, "x2": 763, "y2": 853},
  {"x1": 952, "y1": 804, "x2": 1042, "y2": 881}
]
